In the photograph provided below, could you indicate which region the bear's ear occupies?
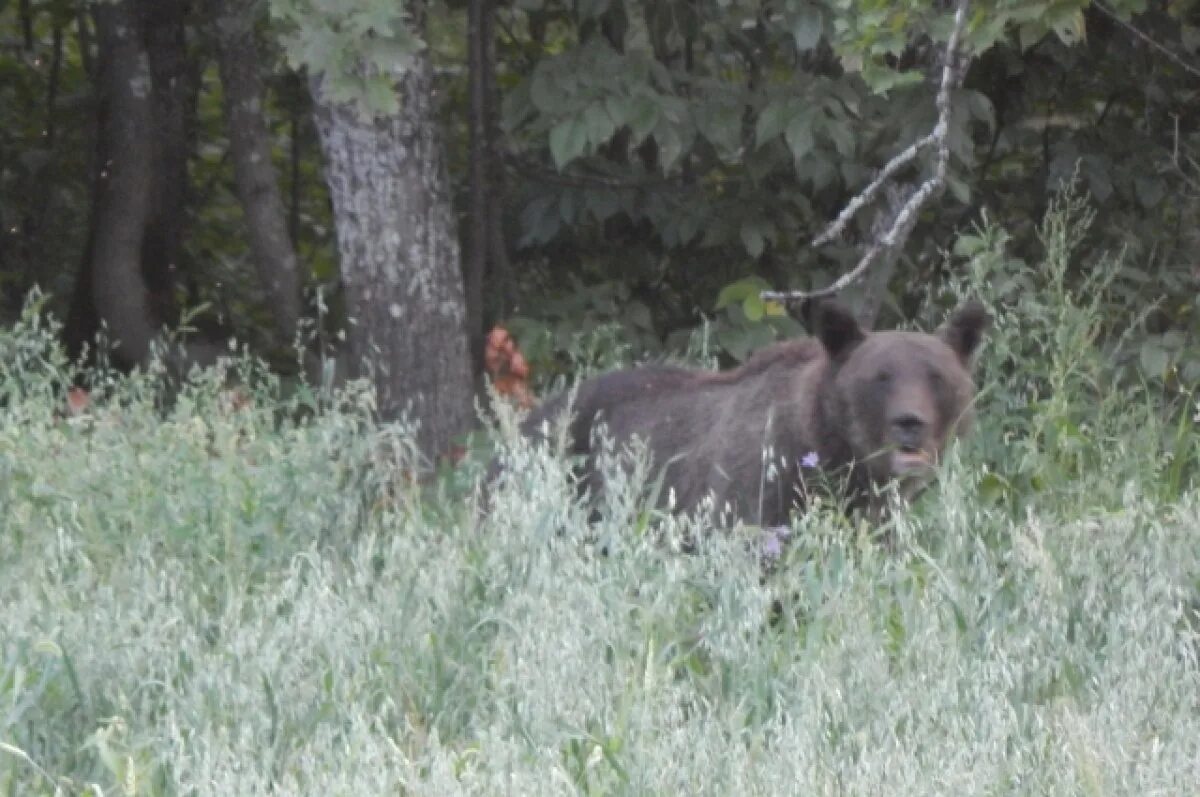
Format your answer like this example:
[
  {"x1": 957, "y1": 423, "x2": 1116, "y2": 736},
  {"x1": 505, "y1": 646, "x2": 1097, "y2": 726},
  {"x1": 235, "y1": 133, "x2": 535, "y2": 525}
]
[
  {"x1": 938, "y1": 301, "x2": 991, "y2": 363},
  {"x1": 804, "y1": 299, "x2": 866, "y2": 359}
]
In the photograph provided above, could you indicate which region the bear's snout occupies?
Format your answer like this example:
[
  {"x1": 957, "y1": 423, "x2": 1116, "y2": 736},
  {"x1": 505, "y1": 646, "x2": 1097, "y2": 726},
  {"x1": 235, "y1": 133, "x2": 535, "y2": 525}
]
[{"x1": 889, "y1": 412, "x2": 927, "y2": 450}]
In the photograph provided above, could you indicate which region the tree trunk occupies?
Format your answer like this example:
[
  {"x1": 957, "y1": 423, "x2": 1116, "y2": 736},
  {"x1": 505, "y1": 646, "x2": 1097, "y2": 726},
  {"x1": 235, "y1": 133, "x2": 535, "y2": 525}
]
[
  {"x1": 212, "y1": 0, "x2": 302, "y2": 343},
  {"x1": 482, "y1": 3, "x2": 513, "y2": 315},
  {"x1": 139, "y1": 0, "x2": 193, "y2": 327},
  {"x1": 84, "y1": 0, "x2": 158, "y2": 366},
  {"x1": 67, "y1": 0, "x2": 220, "y2": 371},
  {"x1": 466, "y1": 0, "x2": 489, "y2": 373},
  {"x1": 467, "y1": 0, "x2": 514, "y2": 332},
  {"x1": 310, "y1": 52, "x2": 475, "y2": 462}
]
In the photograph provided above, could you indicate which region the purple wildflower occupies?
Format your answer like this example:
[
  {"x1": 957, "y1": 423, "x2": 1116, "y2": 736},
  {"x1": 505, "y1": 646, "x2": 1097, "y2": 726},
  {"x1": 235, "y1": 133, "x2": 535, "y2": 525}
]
[
  {"x1": 800, "y1": 451, "x2": 820, "y2": 469},
  {"x1": 760, "y1": 525, "x2": 791, "y2": 560}
]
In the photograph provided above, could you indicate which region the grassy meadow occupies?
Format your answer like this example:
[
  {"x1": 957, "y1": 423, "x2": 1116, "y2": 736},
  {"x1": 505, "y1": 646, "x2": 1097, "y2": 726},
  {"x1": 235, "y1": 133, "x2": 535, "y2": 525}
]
[{"x1": 3, "y1": 206, "x2": 1200, "y2": 795}]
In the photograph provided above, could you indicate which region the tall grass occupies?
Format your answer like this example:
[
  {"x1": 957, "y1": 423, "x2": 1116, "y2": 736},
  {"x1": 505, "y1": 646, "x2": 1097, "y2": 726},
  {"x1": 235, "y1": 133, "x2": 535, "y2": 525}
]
[{"x1": 2, "y1": 200, "x2": 1199, "y2": 795}]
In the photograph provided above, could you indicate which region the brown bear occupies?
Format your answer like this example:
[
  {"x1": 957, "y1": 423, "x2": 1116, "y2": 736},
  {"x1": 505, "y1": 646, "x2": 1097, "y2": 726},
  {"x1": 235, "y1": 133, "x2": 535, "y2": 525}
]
[{"x1": 512, "y1": 299, "x2": 989, "y2": 526}]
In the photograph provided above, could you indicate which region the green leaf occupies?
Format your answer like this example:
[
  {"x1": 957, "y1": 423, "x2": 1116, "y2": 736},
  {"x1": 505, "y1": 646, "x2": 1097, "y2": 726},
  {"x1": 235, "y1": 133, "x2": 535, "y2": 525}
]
[
  {"x1": 627, "y1": 95, "x2": 660, "y2": 141},
  {"x1": 361, "y1": 35, "x2": 420, "y2": 72},
  {"x1": 1018, "y1": 23, "x2": 1045, "y2": 50},
  {"x1": 698, "y1": 99, "x2": 742, "y2": 157},
  {"x1": 714, "y1": 286, "x2": 742, "y2": 312},
  {"x1": 1052, "y1": 11, "x2": 1086, "y2": 46},
  {"x1": 785, "y1": 111, "x2": 815, "y2": 161},
  {"x1": 583, "y1": 103, "x2": 617, "y2": 147},
  {"x1": 755, "y1": 100, "x2": 788, "y2": 146},
  {"x1": 549, "y1": 118, "x2": 588, "y2": 169},
  {"x1": 740, "y1": 220, "x2": 765, "y2": 258},
  {"x1": 859, "y1": 64, "x2": 924, "y2": 95},
  {"x1": 654, "y1": 124, "x2": 687, "y2": 173},
  {"x1": 952, "y1": 234, "x2": 986, "y2": 257},
  {"x1": 742, "y1": 295, "x2": 765, "y2": 322},
  {"x1": 604, "y1": 95, "x2": 632, "y2": 128},
  {"x1": 791, "y1": 7, "x2": 824, "y2": 52},
  {"x1": 715, "y1": 277, "x2": 769, "y2": 310},
  {"x1": 362, "y1": 76, "x2": 399, "y2": 115},
  {"x1": 822, "y1": 118, "x2": 855, "y2": 158},
  {"x1": 716, "y1": 326, "x2": 752, "y2": 362},
  {"x1": 519, "y1": 196, "x2": 561, "y2": 246},
  {"x1": 964, "y1": 90, "x2": 996, "y2": 130}
]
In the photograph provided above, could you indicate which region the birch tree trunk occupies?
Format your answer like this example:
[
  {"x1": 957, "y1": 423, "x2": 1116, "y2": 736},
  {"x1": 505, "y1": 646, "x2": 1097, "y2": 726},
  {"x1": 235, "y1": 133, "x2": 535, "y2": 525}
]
[{"x1": 310, "y1": 52, "x2": 474, "y2": 462}]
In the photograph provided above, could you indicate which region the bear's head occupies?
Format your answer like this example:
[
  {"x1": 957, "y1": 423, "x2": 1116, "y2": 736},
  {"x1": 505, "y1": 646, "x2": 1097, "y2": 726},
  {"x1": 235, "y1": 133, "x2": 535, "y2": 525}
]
[{"x1": 808, "y1": 299, "x2": 990, "y2": 492}]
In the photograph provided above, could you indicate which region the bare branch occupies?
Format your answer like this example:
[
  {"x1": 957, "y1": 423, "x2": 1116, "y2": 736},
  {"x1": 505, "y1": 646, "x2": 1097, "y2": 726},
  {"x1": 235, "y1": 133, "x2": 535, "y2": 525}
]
[
  {"x1": 1167, "y1": 114, "x2": 1200, "y2": 195},
  {"x1": 1093, "y1": 1, "x2": 1200, "y2": 80},
  {"x1": 811, "y1": 132, "x2": 935, "y2": 248},
  {"x1": 763, "y1": 0, "x2": 971, "y2": 304}
]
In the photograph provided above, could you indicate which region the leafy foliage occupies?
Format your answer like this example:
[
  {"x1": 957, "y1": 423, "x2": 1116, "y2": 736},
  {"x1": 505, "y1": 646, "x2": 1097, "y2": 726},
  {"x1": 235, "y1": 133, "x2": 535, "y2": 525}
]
[
  {"x1": 490, "y1": 0, "x2": 1197, "y2": 366},
  {"x1": 927, "y1": 184, "x2": 1199, "y2": 516},
  {"x1": 2, "y1": 0, "x2": 1198, "y2": 377},
  {"x1": 269, "y1": 0, "x2": 424, "y2": 113}
]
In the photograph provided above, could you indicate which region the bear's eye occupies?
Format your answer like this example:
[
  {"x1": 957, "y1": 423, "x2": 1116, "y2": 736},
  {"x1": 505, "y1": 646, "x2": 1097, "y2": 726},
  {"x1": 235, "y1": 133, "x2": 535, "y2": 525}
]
[
  {"x1": 875, "y1": 370, "x2": 892, "y2": 384},
  {"x1": 928, "y1": 368, "x2": 945, "y2": 387}
]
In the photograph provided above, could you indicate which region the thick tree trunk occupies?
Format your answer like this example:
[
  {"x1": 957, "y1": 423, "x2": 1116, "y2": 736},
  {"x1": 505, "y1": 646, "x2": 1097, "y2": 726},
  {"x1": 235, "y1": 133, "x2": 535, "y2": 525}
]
[
  {"x1": 67, "y1": 0, "x2": 220, "y2": 371},
  {"x1": 310, "y1": 53, "x2": 475, "y2": 462},
  {"x1": 212, "y1": 0, "x2": 302, "y2": 343},
  {"x1": 139, "y1": 0, "x2": 193, "y2": 326},
  {"x1": 85, "y1": 0, "x2": 158, "y2": 365}
]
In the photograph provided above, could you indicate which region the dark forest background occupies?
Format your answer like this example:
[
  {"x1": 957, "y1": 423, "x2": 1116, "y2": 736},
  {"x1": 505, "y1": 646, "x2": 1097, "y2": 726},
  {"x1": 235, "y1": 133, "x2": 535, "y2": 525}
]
[{"x1": 1, "y1": 0, "x2": 1197, "y2": 459}]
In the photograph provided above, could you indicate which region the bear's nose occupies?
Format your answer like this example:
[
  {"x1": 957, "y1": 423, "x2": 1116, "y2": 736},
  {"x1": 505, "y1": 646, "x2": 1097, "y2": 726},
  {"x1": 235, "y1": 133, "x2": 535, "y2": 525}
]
[{"x1": 891, "y1": 413, "x2": 927, "y2": 448}]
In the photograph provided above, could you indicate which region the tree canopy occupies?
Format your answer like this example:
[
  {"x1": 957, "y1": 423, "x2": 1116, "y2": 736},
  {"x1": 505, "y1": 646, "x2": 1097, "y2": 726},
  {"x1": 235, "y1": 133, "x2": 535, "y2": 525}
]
[{"x1": 1, "y1": 0, "x2": 1197, "y2": 402}]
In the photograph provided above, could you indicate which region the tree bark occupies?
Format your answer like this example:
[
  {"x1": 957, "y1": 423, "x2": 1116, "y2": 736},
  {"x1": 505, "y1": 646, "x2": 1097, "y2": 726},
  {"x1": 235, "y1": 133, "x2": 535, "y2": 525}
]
[
  {"x1": 466, "y1": 0, "x2": 489, "y2": 371},
  {"x1": 19, "y1": 0, "x2": 33, "y2": 50},
  {"x1": 139, "y1": 0, "x2": 193, "y2": 327},
  {"x1": 84, "y1": 0, "x2": 158, "y2": 366},
  {"x1": 212, "y1": 0, "x2": 303, "y2": 343},
  {"x1": 67, "y1": 0, "x2": 220, "y2": 372},
  {"x1": 310, "y1": 51, "x2": 475, "y2": 462},
  {"x1": 482, "y1": 3, "x2": 513, "y2": 314}
]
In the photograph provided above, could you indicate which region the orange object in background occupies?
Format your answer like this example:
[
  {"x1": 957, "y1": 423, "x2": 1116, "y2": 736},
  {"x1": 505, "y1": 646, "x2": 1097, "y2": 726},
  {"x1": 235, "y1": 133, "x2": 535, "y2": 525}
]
[
  {"x1": 484, "y1": 325, "x2": 535, "y2": 409},
  {"x1": 66, "y1": 386, "x2": 90, "y2": 416}
]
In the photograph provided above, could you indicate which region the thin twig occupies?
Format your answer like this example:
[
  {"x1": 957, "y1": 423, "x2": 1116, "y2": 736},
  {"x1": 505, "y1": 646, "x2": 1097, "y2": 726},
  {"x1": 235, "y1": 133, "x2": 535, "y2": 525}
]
[
  {"x1": 763, "y1": 0, "x2": 972, "y2": 304},
  {"x1": 1167, "y1": 113, "x2": 1200, "y2": 195},
  {"x1": 811, "y1": 132, "x2": 935, "y2": 248},
  {"x1": 1093, "y1": 1, "x2": 1200, "y2": 80}
]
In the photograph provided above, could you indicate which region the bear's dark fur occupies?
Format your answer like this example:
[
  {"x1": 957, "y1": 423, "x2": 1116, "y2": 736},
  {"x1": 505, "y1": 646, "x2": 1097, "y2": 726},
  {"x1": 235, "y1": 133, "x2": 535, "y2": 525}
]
[{"x1": 515, "y1": 300, "x2": 989, "y2": 526}]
